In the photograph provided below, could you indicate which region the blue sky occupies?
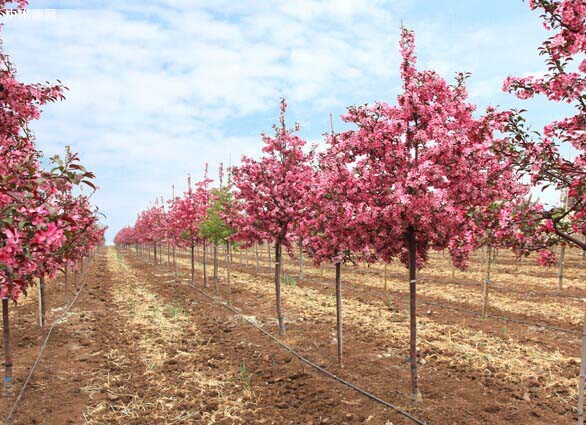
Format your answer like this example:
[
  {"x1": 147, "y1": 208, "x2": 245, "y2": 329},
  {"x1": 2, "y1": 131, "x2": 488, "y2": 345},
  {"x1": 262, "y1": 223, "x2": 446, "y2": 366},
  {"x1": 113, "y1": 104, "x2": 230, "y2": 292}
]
[{"x1": 1, "y1": 0, "x2": 576, "y2": 242}]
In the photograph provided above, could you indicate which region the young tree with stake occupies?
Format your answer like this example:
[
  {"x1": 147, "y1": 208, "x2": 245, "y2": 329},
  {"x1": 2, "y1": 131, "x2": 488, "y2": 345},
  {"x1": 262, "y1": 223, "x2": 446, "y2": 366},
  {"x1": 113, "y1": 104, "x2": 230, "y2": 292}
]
[
  {"x1": 336, "y1": 27, "x2": 523, "y2": 401},
  {"x1": 232, "y1": 99, "x2": 314, "y2": 336}
]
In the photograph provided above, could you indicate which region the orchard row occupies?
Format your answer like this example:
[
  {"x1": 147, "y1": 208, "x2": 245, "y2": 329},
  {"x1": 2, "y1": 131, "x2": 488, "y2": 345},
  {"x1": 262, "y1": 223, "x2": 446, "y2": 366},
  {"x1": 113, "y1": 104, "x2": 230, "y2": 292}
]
[{"x1": 115, "y1": 0, "x2": 585, "y2": 405}]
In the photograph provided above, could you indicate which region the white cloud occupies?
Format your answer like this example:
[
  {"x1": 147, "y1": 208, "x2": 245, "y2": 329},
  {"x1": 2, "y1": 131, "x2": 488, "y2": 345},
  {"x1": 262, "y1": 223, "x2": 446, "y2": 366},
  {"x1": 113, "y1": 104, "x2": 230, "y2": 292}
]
[{"x1": 0, "y1": 0, "x2": 568, "y2": 240}]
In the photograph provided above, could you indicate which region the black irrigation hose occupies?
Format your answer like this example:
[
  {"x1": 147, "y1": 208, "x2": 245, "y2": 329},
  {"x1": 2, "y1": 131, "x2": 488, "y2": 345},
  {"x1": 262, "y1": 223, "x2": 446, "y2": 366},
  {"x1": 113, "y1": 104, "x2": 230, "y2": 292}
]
[
  {"x1": 174, "y1": 248, "x2": 586, "y2": 302},
  {"x1": 171, "y1": 248, "x2": 585, "y2": 337},
  {"x1": 431, "y1": 278, "x2": 586, "y2": 302},
  {"x1": 417, "y1": 298, "x2": 583, "y2": 336},
  {"x1": 175, "y1": 279, "x2": 428, "y2": 425},
  {"x1": 4, "y1": 254, "x2": 95, "y2": 425}
]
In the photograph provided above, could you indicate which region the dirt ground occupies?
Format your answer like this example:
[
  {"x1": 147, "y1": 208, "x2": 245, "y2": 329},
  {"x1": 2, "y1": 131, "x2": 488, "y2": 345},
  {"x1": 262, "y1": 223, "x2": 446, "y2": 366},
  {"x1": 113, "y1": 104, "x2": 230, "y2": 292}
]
[{"x1": 0, "y1": 246, "x2": 583, "y2": 424}]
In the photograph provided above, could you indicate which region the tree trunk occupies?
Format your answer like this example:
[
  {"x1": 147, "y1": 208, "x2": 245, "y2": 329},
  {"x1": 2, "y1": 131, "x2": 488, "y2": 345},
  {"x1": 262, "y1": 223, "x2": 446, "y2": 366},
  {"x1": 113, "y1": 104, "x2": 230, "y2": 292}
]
[
  {"x1": 38, "y1": 275, "x2": 46, "y2": 328},
  {"x1": 203, "y1": 240, "x2": 208, "y2": 287},
  {"x1": 335, "y1": 262, "x2": 343, "y2": 368},
  {"x1": 558, "y1": 244, "x2": 566, "y2": 292},
  {"x1": 299, "y1": 241, "x2": 303, "y2": 280},
  {"x1": 173, "y1": 245, "x2": 178, "y2": 281},
  {"x1": 63, "y1": 266, "x2": 69, "y2": 306},
  {"x1": 481, "y1": 245, "x2": 492, "y2": 319},
  {"x1": 213, "y1": 243, "x2": 219, "y2": 295},
  {"x1": 191, "y1": 242, "x2": 195, "y2": 284},
  {"x1": 255, "y1": 243, "x2": 259, "y2": 273},
  {"x1": 2, "y1": 298, "x2": 12, "y2": 394},
  {"x1": 274, "y1": 241, "x2": 285, "y2": 335},
  {"x1": 227, "y1": 241, "x2": 232, "y2": 304},
  {"x1": 268, "y1": 243, "x2": 272, "y2": 268},
  {"x1": 579, "y1": 308, "x2": 586, "y2": 425},
  {"x1": 407, "y1": 226, "x2": 422, "y2": 402},
  {"x1": 74, "y1": 266, "x2": 78, "y2": 290},
  {"x1": 154, "y1": 244, "x2": 158, "y2": 268}
]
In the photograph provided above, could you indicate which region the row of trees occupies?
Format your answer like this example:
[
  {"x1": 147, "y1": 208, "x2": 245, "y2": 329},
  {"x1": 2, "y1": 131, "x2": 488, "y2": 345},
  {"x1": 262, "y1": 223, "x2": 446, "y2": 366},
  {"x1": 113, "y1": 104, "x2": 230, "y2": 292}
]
[
  {"x1": 115, "y1": 0, "x2": 584, "y2": 406},
  {"x1": 0, "y1": 1, "x2": 105, "y2": 390}
]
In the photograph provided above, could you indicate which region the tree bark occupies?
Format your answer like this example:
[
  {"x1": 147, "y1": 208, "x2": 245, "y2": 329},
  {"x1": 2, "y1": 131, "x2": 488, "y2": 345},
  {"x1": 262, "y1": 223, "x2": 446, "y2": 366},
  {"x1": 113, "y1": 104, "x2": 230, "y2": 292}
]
[
  {"x1": 558, "y1": 244, "x2": 566, "y2": 292},
  {"x1": 2, "y1": 298, "x2": 12, "y2": 394},
  {"x1": 299, "y1": 241, "x2": 303, "y2": 280},
  {"x1": 63, "y1": 266, "x2": 69, "y2": 306},
  {"x1": 227, "y1": 241, "x2": 232, "y2": 304},
  {"x1": 275, "y1": 241, "x2": 285, "y2": 335},
  {"x1": 73, "y1": 265, "x2": 78, "y2": 290},
  {"x1": 173, "y1": 245, "x2": 178, "y2": 281},
  {"x1": 268, "y1": 243, "x2": 272, "y2": 268},
  {"x1": 191, "y1": 242, "x2": 195, "y2": 284},
  {"x1": 481, "y1": 245, "x2": 492, "y2": 319},
  {"x1": 579, "y1": 308, "x2": 586, "y2": 425},
  {"x1": 203, "y1": 240, "x2": 208, "y2": 287},
  {"x1": 38, "y1": 275, "x2": 46, "y2": 328},
  {"x1": 407, "y1": 226, "x2": 422, "y2": 402},
  {"x1": 335, "y1": 262, "x2": 343, "y2": 368},
  {"x1": 213, "y1": 243, "x2": 219, "y2": 295},
  {"x1": 255, "y1": 243, "x2": 259, "y2": 273}
]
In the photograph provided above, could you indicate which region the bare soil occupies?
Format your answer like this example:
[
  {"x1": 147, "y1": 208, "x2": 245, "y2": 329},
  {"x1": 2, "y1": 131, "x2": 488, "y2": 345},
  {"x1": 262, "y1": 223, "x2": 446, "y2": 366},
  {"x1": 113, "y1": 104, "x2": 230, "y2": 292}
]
[{"x1": 0, "y1": 246, "x2": 582, "y2": 424}]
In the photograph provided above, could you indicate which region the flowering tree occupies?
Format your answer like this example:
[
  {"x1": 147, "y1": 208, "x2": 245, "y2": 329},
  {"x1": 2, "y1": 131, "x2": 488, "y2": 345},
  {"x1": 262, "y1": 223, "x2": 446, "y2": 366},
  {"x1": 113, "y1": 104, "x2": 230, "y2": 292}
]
[
  {"x1": 0, "y1": 0, "x2": 102, "y2": 388},
  {"x1": 199, "y1": 182, "x2": 237, "y2": 301},
  {"x1": 502, "y1": 2, "x2": 585, "y2": 422},
  {"x1": 114, "y1": 226, "x2": 137, "y2": 250},
  {"x1": 231, "y1": 99, "x2": 314, "y2": 335},
  {"x1": 336, "y1": 27, "x2": 523, "y2": 400},
  {"x1": 299, "y1": 134, "x2": 376, "y2": 368},
  {"x1": 503, "y1": 0, "x2": 585, "y2": 255},
  {"x1": 167, "y1": 173, "x2": 212, "y2": 284}
]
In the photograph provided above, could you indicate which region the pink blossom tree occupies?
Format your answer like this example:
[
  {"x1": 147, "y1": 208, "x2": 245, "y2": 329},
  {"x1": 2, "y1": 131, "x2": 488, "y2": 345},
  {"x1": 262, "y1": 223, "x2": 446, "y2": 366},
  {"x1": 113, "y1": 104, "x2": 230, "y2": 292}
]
[
  {"x1": 502, "y1": 2, "x2": 585, "y2": 422},
  {"x1": 299, "y1": 137, "x2": 371, "y2": 367},
  {"x1": 336, "y1": 27, "x2": 523, "y2": 400},
  {"x1": 231, "y1": 99, "x2": 314, "y2": 335},
  {"x1": 167, "y1": 173, "x2": 212, "y2": 284},
  {"x1": 503, "y1": 0, "x2": 585, "y2": 254},
  {"x1": 0, "y1": 0, "x2": 102, "y2": 387}
]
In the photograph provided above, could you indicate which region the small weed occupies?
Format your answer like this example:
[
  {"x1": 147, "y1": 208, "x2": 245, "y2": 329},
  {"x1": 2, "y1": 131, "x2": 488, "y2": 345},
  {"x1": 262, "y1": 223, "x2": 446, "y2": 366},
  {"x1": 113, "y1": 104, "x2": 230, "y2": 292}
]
[
  {"x1": 230, "y1": 359, "x2": 252, "y2": 391},
  {"x1": 385, "y1": 295, "x2": 397, "y2": 312},
  {"x1": 166, "y1": 302, "x2": 187, "y2": 319},
  {"x1": 282, "y1": 274, "x2": 297, "y2": 287}
]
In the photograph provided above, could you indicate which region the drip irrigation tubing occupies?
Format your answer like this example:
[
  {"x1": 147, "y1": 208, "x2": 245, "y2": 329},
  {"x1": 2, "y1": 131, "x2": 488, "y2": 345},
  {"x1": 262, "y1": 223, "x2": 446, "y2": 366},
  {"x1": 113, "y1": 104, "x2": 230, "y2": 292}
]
[
  {"x1": 173, "y1": 250, "x2": 585, "y2": 336},
  {"x1": 159, "y1": 249, "x2": 586, "y2": 337},
  {"x1": 418, "y1": 278, "x2": 586, "y2": 302},
  {"x1": 4, "y1": 253, "x2": 95, "y2": 425},
  {"x1": 172, "y1": 248, "x2": 586, "y2": 302},
  {"x1": 175, "y1": 279, "x2": 428, "y2": 425},
  {"x1": 136, "y1": 246, "x2": 429, "y2": 424},
  {"x1": 416, "y1": 298, "x2": 583, "y2": 336}
]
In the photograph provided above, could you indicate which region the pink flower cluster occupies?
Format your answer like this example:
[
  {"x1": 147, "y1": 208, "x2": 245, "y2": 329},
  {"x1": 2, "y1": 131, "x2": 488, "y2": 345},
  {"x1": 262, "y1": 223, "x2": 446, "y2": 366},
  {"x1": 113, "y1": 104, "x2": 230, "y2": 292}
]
[
  {"x1": 503, "y1": 0, "x2": 585, "y2": 254},
  {"x1": 0, "y1": 2, "x2": 104, "y2": 301}
]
